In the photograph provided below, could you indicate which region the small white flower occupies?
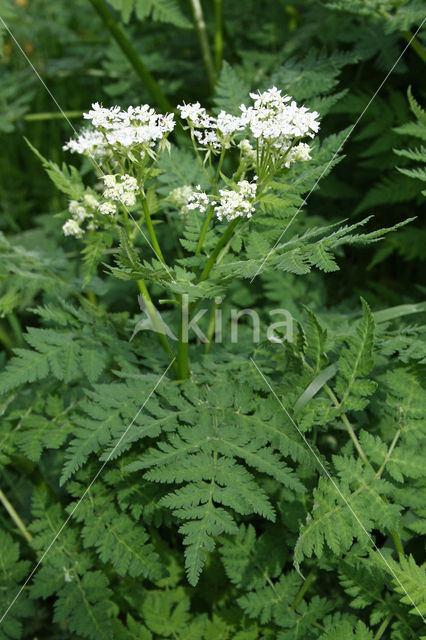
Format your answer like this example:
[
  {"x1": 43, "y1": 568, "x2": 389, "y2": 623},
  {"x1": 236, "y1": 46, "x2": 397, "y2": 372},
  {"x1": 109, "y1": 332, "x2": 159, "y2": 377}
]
[
  {"x1": 99, "y1": 201, "x2": 117, "y2": 216},
  {"x1": 83, "y1": 194, "x2": 99, "y2": 210},
  {"x1": 215, "y1": 178, "x2": 257, "y2": 222},
  {"x1": 102, "y1": 175, "x2": 116, "y2": 188},
  {"x1": 216, "y1": 111, "x2": 245, "y2": 146},
  {"x1": 186, "y1": 187, "x2": 210, "y2": 213},
  {"x1": 68, "y1": 200, "x2": 80, "y2": 215},
  {"x1": 167, "y1": 185, "x2": 195, "y2": 217},
  {"x1": 62, "y1": 219, "x2": 83, "y2": 238},
  {"x1": 63, "y1": 128, "x2": 107, "y2": 158},
  {"x1": 284, "y1": 142, "x2": 312, "y2": 167},
  {"x1": 102, "y1": 174, "x2": 139, "y2": 208},
  {"x1": 238, "y1": 139, "x2": 256, "y2": 165}
]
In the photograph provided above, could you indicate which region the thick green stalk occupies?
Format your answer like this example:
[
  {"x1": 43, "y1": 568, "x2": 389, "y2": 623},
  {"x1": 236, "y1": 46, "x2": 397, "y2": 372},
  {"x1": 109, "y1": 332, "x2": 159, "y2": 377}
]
[
  {"x1": 0, "y1": 488, "x2": 32, "y2": 543},
  {"x1": 88, "y1": 0, "x2": 172, "y2": 112},
  {"x1": 290, "y1": 568, "x2": 317, "y2": 610},
  {"x1": 190, "y1": 0, "x2": 216, "y2": 89},
  {"x1": 213, "y1": 0, "x2": 223, "y2": 74},
  {"x1": 198, "y1": 218, "x2": 240, "y2": 282},
  {"x1": 373, "y1": 614, "x2": 393, "y2": 640},
  {"x1": 176, "y1": 295, "x2": 190, "y2": 380}
]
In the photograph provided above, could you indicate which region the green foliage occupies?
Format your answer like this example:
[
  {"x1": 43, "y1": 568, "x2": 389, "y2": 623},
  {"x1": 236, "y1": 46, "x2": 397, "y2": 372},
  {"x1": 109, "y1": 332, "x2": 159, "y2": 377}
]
[
  {"x1": 0, "y1": 532, "x2": 33, "y2": 640},
  {"x1": 1, "y1": 1, "x2": 425, "y2": 639},
  {"x1": 107, "y1": 0, "x2": 192, "y2": 28}
]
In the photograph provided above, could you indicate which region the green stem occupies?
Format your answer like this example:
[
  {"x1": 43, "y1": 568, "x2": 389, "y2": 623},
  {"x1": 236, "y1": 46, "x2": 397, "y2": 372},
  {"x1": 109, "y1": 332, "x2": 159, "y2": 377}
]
[
  {"x1": 214, "y1": 147, "x2": 226, "y2": 184},
  {"x1": 0, "y1": 488, "x2": 32, "y2": 543},
  {"x1": 141, "y1": 196, "x2": 167, "y2": 265},
  {"x1": 24, "y1": 111, "x2": 83, "y2": 121},
  {"x1": 8, "y1": 313, "x2": 25, "y2": 347},
  {"x1": 379, "y1": 9, "x2": 426, "y2": 65},
  {"x1": 373, "y1": 614, "x2": 393, "y2": 640},
  {"x1": 198, "y1": 218, "x2": 240, "y2": 283},
  {"x1": 190, "y1": 0, "x2": 216, "y2": 89},
  {"x1": 88, "y1": 0, "x2": 172, "y2": 111},
  {"x1": 290, "y1": 568, "x2": 317, "y2": 610},
  {"x1": 213, "y1": 0, "x2": 223, "y2": 74},
  {"x1": 204, "y1": 299, "x2": 218, "y2": 354},
  {"x1": 176, "y1": 296, "x2": 190, "y2": 380},
  {"x1": 137, "y1": 279, "x2": 176, "y2": 366},
  {"x1": 323, "y1": 383, "x2": 371, "y2": 468},
  {"x1": 401, "y1": 30, "x2": 426, "y2": 64},
  {"x1": 123, "y1": 207, "x2": 176, "y2": 369},
  {"x1": 195, "y1": 206, "x2": 215, "y2": 256},
  {"x1": 0, "y1": 323, "x2": 13, "y2": 352}
]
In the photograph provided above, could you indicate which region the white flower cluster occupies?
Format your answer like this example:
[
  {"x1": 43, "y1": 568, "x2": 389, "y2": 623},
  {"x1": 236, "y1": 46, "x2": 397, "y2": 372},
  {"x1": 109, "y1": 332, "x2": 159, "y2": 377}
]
[
  {"x1": 215, "y1": 178, "x2": 258, "y2": 222},
  {"x1": 62, "y1": 219, "x2": 84, "y2": 238},
  {"x1": 62, "y1": 194, "x2": 99, "y2": 238},
  {"x1": 179, "y1": 178, "x2": 258, "y2": 223},
  {"x1": 284, "y1": 142, "x2": 312, "y2": 167},
  {"x1": 102, "y1": 174, "x2": 139, "y2": 207},
  {"x1": 186, "y1": 185, "x2": 211, "y2": 213},
  {"x1": 178, "y1": 87, "x2": 319, "y2": 167},
  {"x1": 167, "y1": 185, "x2": 196, "y2": 217},
  {"x1": 63, "y1": 103, "x2": 175, "y2": 158},
  {"x1": 62, "y1": 128, "x2": 107, "y2": 157},
  {"x1": 178, "y1": 103, "x2": 244, "y2": 150},
  {"x1": 241, "y1": 87, "x2": 319, "y2": 141}
]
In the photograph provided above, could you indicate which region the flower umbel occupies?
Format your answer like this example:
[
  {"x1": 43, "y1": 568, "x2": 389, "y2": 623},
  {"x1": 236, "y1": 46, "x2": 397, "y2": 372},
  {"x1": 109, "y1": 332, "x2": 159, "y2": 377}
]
[
  {"x1": 215, "y1": 178, "x2": 258, "y2": 222},
  {"x1": 63, "y1": 103, "x2": 175, "y2": 161},
  {"x1": 102, "y1": 174, "x2": 139, "y2": 207}
]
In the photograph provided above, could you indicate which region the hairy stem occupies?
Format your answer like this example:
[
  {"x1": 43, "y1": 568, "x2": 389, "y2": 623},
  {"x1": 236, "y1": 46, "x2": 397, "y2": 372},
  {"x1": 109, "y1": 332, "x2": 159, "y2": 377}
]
[
  {"x1": 88, "y1": 0, "x2": 172, "y2": 111},
  {"x1": 0, "y1": 488, "x2": 32, "y2": 543},
  {"x1": 190, "y1": 0, "x2": 216, "y2": 89}
]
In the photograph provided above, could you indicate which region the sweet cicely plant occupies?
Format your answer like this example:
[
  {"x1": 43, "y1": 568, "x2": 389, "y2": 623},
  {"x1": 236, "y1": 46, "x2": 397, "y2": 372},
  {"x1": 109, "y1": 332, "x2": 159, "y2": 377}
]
[{"x1": 59, "y1": 87, "x2": 319, "y2": 380}]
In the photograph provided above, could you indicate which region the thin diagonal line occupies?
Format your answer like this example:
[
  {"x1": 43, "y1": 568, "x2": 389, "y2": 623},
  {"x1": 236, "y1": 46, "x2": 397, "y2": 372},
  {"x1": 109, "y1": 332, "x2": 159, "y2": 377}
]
[
  {"x1": 0, "y1": 358, "x2": 175, "y2": 625},
  {"x1": 0, "y1": 15, "x2": 174, "y2": 281},
  {"x1": 250, "y1": 357, "x2": 425, "y2": 622},
  {"x1": 249, "y1": 17, "x2": 426, "y2": 283}
]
